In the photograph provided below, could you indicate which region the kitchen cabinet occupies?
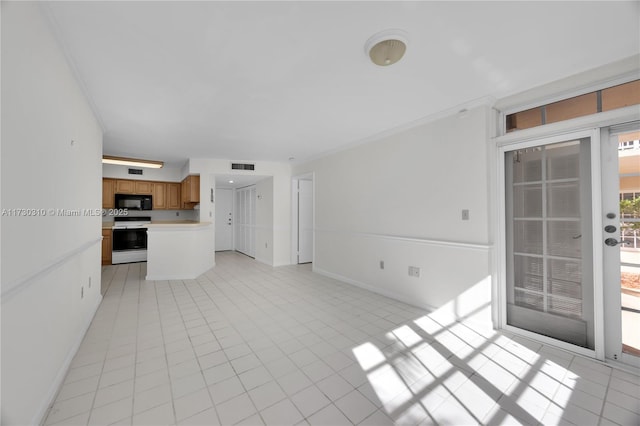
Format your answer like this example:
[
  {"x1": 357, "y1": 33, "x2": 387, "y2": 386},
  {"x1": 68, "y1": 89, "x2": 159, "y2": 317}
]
[
  {"x1": 102, "y1": 178, "x2": 115, "y2": 209},
  {"x1": 181, "y1": 175, "x2": 200, "y2": 209},
  {"x1": 152, "y1": 182, "x2": 166, "y2": 209},
  {"x1": 115, "y1": 179, "x2": 152, "y2": 195},
  {"x1": 135, "y1": 180, "x2": 153, "y2": 194},
  {"x1": 115, "y1": 179, "x2": 135, "y2": 194},
  {"x1": 167, "y1": 183, "x2": 181, "y2": 210},
  {"x1": 101, "y1": 229, "x2": 112, "y2": 265},
  {"x1": 105, "y1": 178, "x2": 188, "y2": 209}
]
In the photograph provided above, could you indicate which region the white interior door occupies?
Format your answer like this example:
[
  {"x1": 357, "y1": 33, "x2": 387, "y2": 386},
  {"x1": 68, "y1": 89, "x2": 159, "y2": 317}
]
[
  {"x1": 298, "y1": 180, "x2": 313, "y2": 264},
  {"x1": 235, "y1": 186, "x2": 255, "y2": 258},
  {"x1": 603, "y1": 125, "x2": 640, "y2": 368},
  {"x1": 503, "y1": 131, "x2": 598, "y2": 351},
  {"x1": 235, "y1": 190, "x2": 244, "y2": 254},
  {"x1": 215, "y1": 188, "x2": 233, "y2": 251},
  {"x1": 248, "y1": 187, "x2": 255, "y2": 257}
]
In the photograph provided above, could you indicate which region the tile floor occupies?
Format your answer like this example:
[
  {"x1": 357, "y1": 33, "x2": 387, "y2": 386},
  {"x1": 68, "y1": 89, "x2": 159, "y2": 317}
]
[{"x1": 44, "y1": 252, "x2": 640, "y2": 425}]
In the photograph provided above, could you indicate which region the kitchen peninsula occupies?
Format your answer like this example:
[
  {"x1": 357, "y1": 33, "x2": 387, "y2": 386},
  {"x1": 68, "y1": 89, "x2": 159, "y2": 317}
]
[{"x1": 145, "y1": 221, "x2": 214, "y2": 281}]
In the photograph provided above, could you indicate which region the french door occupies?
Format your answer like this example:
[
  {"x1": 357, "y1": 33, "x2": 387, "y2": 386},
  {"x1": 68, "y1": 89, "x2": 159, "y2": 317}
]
[
  {"x1": 502, "y1": 130, "x2": 600, "y2": 354},
  {"x1": 502, "y1": 125, "x2": 640, "y2": 367},
  {"x1": 603, "y1": 124, "x2": 640, "y2": 368}
]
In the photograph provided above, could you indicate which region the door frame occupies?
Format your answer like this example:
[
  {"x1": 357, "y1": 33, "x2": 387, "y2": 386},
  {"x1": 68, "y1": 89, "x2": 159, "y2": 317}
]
[
  {"x1": 602, "y1": 122, "x2": 640, "y2": 369},
  {"x1": 291, "y1": 173, "x2": 315, "y2": 265},
  {"x1": 491, "y1": 104, "x2": 638, "y2": 367},
  {"x1": 496, "y1": 128, "x2": 605, "y2": 359}
]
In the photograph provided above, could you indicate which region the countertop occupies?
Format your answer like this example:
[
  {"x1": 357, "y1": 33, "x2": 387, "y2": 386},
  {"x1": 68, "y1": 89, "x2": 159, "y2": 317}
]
[
  {"x1": 147, "y1": 221, "x2": 211, "y2": 228},
  {"x1": 102, "y1": 220, "x2": 209, "y2": 229}
]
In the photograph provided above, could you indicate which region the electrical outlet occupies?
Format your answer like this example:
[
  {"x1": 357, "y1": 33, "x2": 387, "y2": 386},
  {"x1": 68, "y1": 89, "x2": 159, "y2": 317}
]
[
  {"x1": 81, "y1": 287, "x2": 84, "y2": 299},
  {"x1": 176, "y1": 211, "x2": 179, "y2": 216},
  {"x1": 265, "y1": 242, "x2": 268, "y2": 248},
  {"x1": 379, "y1": 260, "x2": 385, "y2": 270},
  {"x1": 462, "y1": 209, "x2": 470, "y2": 220},
  {"x1": 88, "y1": 277, "x2": 91, "y2": 288},
  {"x1": 408, "y1": 266, "x2": 420, "y2": 278}
]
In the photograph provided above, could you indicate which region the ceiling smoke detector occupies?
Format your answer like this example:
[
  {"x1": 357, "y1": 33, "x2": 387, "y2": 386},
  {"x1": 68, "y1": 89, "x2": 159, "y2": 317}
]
[{"x1": 365, "y1": 29, "x2": 409, "y2": 66}]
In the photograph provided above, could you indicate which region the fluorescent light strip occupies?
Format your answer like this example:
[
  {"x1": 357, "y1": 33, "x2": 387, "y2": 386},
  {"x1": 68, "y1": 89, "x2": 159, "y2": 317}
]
[{"x1": 102, "y1": 155, "x2": 164, "y2": 169}]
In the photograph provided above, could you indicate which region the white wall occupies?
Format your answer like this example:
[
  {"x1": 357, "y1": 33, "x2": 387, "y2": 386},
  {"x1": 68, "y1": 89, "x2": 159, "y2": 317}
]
[
  {"x1": 1, "y1": 2, "x2": 103, "y2": 424},
  {"x1": 255, "y1": 177, "x2": 274, "y2": 265},
  {"x1": 293, "y1": 105, "x2": 493, "y2": 326},
  {"x1": 188, "y1": 159, "x2": 291, "y2": 266}
]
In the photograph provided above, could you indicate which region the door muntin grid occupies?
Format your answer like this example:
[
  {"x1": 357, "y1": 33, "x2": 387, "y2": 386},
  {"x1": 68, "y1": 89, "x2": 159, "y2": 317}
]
[{"x1": 506, "y1": 138, "x2": 594, "y2": 349}]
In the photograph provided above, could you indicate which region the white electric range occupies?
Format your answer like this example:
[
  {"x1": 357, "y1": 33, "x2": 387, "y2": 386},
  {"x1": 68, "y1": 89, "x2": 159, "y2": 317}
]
[{"x1": 111, "y1": 216, "x2": 151, "y2": 264}]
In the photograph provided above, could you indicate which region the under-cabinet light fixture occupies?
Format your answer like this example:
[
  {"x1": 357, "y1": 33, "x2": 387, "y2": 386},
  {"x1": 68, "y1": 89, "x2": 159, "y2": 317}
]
[{"x1": 102, "y1": 155, "x2": 164, "y2": 168}]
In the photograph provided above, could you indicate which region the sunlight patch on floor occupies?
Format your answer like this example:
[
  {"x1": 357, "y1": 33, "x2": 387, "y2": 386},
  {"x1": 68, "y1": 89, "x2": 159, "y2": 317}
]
[{"x1": 352, "y1": 305, "x2": 576, "y2": 424}]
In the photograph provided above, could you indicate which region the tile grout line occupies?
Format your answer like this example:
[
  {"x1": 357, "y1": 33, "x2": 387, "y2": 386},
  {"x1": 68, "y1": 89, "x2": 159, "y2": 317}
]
[
  {"x1": 150, "y1": 275, "x2": 180, "y2": 425},
  {"x1": 83, "y1": 263, "x2": 131, "y2": 425}
]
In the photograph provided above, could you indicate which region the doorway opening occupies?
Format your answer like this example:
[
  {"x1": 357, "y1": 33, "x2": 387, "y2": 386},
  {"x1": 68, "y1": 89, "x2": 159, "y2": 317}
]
[{"x1": 214, "y1": 174, "x2": 267, "y2": 257}]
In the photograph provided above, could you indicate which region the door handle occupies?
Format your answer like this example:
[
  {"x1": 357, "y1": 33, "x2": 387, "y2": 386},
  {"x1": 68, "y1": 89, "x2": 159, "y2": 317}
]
[{"x1": 604, "y1": 238, "x2": 630, "y2": 247}]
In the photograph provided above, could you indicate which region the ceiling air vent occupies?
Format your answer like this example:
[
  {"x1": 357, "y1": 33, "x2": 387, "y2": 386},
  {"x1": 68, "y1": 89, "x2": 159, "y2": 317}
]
[
  {"x1": 128, "y1": 168, "x2": 143, "y2": 175},
  {"x1": 231, "y1": 163, "x2": 255, "y2": 171}
]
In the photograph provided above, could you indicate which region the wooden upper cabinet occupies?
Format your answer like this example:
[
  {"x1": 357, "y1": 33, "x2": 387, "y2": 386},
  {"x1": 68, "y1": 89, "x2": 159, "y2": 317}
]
[
  {"x1": 102, "y1": 178, "x2": 116, "y2": 208},
  {"x1": 153, "y1": 182, "x2": 167, "y2": 209},
  {"x1": 189, "y1": 176, "x2": 200, "y2": 202},
  {"x1": 114, "y1": 179, "x2": 152, "y2": 195},
  {"x1": 115, "y1": 179, "x2": 135, "y2": 194},
  {"x1": 180, "y1": 175, "x2": 200, "y2": 209},
  {"x1": 135, "y1": 181, "x2": 153, "y2": 195},
  {"x1": 108, "y1": 177, "x2": 186, "y2": 209},
  {"x1": 167, "y1": 183, "x2": 181, "y2": 210}
]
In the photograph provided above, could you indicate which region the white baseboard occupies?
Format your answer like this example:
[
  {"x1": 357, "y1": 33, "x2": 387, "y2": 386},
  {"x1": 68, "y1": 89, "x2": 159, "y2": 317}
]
[
  {"x1": 312, "y1": 266, "x2": 437, "y2": 314},
  {"x1": 254, "y1": 256, "x2": 272, "y2": 266},
  {"x1": 311, "y1": 266, "x2": 496, "y2": 331},
  {"x1": 34, "y1": 293, "x2": 103, "y2": 426}
]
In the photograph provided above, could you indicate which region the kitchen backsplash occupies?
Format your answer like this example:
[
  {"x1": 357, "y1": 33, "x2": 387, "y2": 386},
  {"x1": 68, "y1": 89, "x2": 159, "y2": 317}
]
[{"x1": 103, "y1": 209, "x2": 198, "y2": 223}]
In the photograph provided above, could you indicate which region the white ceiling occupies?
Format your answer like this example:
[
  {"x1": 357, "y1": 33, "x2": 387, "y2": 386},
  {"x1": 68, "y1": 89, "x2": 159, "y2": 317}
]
[{"x1": 42, "y1": 1, "x2": 639, "y2": 167}]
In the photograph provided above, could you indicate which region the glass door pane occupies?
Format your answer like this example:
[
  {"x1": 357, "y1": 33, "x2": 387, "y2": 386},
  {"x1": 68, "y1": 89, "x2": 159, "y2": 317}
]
[
  {"x1": 603, "y1": 126, "x2": 640, "y2": 368},
  {"x1": 505, "y1": 137, "x2": 594, "y2": 349},
  {"x1": 618, "y1": 132, "x2": 640, "y2": 357}
]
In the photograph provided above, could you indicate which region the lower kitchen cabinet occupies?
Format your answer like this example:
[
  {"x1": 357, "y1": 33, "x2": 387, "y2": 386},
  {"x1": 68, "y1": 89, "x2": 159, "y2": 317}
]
[{"x1": 101, "y1": 229, "x2": 112, "y2": 265}]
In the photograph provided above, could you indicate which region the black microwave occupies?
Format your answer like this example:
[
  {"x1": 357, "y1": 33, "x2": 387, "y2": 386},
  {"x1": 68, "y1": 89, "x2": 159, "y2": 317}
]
[{"x1": 115, "y1": 194, "x2": 152, "y2": 210}]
